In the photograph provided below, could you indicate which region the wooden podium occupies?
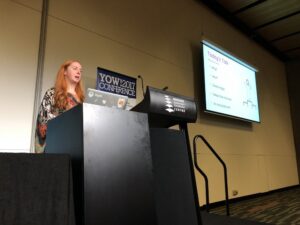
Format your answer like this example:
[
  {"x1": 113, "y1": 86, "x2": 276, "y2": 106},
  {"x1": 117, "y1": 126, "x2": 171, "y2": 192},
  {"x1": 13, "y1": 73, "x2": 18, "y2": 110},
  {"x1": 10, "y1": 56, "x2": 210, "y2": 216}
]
[{"x1": 46, "y1": 86, "x2": 202, "y2": 225}]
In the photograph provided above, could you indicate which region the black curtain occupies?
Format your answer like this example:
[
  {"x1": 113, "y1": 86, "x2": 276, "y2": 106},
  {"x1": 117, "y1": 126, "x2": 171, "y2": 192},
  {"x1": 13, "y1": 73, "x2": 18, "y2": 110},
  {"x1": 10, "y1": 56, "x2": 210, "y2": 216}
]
[{"x1": 0, "y1": 153, "x2": 75, "y2": 225}]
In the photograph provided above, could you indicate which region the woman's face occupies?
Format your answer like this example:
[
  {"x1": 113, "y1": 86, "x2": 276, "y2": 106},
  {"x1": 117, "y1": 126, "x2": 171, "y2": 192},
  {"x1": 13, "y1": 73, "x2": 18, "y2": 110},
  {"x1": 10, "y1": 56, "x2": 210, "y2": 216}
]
[{"x1": 64, "y1": 61, "x2": 82, "y2": 84}]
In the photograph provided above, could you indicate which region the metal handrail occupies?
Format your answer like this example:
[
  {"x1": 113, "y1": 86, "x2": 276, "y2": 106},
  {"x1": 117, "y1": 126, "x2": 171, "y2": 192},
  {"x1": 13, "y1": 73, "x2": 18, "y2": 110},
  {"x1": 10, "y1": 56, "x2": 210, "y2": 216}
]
[
  {"x1": 193, "y1": 134, "x2": 230, "y2": 216},
  {"x1": 193, "y1": 139, "x2": 210, "y2": 212}
]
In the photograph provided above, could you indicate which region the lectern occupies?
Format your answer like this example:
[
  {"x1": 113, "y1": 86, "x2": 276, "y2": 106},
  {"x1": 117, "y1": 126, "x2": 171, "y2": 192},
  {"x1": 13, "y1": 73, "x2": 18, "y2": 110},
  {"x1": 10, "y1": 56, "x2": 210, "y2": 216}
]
[
  {"x1": 131, "y1": 86, "x2": 202, "y2": 225},
  {"x1": 46, "y1": 104, "x2": 157, "y2": 225},
  {"x1": 46, "y1": 86, "x2": 201, "y2": 225}
]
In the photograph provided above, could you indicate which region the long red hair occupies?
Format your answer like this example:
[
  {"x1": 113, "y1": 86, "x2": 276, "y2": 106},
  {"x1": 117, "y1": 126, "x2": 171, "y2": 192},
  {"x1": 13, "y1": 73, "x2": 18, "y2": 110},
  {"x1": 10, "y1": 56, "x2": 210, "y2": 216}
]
[{"x1": 54, "y1": 60, "x2": 85, "y2": 110}]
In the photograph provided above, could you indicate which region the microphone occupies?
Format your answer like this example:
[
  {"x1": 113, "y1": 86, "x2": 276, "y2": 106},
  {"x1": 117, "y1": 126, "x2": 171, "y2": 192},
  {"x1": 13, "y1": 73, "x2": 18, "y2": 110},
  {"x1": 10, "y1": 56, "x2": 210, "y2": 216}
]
[
  {"x1": 137, "y1": 75, "x2": 145, "y2": 97},
  {"x1": 162, "y1": 86, "x2": 168, "y2": 91}
]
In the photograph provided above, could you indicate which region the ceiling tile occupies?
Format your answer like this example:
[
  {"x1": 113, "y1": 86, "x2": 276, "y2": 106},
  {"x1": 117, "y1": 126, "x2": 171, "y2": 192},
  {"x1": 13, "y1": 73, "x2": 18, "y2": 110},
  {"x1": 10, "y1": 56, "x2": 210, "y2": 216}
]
[
  {"x1": 217, "y1": 0, "x2": 257, "y2": 12},
  {"x1": 285, "y1": 48, "x2": 300, "y2": 60},
  {"x1": 257, "y1": 13, "x2": 300, "y2": 40},
  {"x1": 200, "y1": 0, "x2": 300, "y2": 60},
  {"x1": 272, "y1": 33, "x2": 300, "y2": 51},
  {"x1": 236, "y1": 0, "x2": 300, "y2": 28}
]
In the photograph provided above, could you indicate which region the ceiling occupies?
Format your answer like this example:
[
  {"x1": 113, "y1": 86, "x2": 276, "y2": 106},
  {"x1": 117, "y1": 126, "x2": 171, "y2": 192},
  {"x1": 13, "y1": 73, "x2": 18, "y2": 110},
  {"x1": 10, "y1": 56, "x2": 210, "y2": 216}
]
[{"x1": 199, "y1": 0, "x2": 300, "y2": 62}]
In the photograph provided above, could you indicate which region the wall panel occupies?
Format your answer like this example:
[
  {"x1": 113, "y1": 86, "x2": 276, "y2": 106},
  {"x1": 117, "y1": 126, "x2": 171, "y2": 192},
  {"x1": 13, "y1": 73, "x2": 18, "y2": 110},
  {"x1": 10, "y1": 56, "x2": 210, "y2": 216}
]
[{"x1": 0, "y1": 0, "x2": 41, "y2": 152}]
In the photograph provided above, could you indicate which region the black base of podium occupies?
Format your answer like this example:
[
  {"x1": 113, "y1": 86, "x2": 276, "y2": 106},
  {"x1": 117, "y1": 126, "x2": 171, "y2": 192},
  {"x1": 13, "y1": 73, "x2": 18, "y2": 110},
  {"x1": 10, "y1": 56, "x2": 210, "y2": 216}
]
[{"x1": 150, "y1": 128, "x2": 201, "y2": 225}]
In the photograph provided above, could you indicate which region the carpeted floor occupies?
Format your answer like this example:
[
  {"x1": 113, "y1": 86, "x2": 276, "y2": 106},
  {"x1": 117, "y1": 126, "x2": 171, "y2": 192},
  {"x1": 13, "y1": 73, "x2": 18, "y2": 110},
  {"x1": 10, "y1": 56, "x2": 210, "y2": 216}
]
[{"x1": 209, "y1": 186, "x2": 300, "y2": 225}]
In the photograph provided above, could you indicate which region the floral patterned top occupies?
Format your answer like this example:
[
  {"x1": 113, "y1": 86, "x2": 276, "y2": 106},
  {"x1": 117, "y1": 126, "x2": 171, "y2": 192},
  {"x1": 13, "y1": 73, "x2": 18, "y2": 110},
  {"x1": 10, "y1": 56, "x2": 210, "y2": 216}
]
[{"x1": 35, "y1": 88, "x2": 79, "y2": 153}]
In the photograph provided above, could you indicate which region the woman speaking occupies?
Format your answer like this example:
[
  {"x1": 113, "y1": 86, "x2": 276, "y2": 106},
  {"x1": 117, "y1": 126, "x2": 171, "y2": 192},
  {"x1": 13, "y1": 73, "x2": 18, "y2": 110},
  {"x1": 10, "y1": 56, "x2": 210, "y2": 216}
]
[{"x1": 35, "y1": 60, "x2": 85, "y2": 153}]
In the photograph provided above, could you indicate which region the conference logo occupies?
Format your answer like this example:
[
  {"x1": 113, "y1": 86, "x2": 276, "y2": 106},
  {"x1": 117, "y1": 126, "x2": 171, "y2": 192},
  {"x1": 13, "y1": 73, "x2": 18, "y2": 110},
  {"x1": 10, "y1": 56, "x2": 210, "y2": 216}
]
[
  {"x1": 164, "y1": 95, "x2": 174, "y2": 113},
  {"x1": 164, "y1": 95, "x2": 186, "y2": 114}
]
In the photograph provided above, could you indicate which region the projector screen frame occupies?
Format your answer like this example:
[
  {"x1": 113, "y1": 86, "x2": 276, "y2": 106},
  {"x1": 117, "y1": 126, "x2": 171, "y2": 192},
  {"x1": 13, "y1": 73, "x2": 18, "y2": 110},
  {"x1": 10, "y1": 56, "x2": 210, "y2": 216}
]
[{"x1": 201, "y1": 39, "x2": 261, "y2": 123}]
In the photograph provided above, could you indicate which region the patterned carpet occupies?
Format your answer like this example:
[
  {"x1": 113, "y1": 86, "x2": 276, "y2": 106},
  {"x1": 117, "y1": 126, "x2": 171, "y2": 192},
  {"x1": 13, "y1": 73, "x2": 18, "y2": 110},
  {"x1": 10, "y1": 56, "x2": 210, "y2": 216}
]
[{"x1": 209, "y1": 186, "x2": 300, "y2": 225}]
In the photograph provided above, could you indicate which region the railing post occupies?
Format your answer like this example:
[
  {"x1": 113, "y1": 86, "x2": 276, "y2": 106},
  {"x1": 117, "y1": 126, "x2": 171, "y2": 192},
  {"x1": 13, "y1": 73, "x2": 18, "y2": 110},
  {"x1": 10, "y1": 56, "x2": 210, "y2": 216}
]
[
  {"x1": 193, "y1": 136, "x2": 210, "y2": 212},
  {"x1": 193, "y1": 135, "x2": 230, "y2": 216}
]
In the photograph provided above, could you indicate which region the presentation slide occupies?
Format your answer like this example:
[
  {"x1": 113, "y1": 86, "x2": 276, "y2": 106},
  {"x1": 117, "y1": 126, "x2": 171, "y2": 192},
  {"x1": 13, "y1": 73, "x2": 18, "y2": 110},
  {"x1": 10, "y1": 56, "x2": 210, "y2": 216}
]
[{"x1": 203, "y1": 43, "x2": 260, "y2": 122}]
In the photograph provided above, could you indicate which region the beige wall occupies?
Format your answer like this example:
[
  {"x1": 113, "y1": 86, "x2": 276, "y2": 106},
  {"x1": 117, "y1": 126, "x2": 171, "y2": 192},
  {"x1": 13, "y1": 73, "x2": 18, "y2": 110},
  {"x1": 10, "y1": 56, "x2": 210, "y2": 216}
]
[
  {"x1": 0, "y1": 0, "x2": 41, "y2": 152},
  {"x1": 1, "y1": 0, "x2": 298, "y2": 204}
]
